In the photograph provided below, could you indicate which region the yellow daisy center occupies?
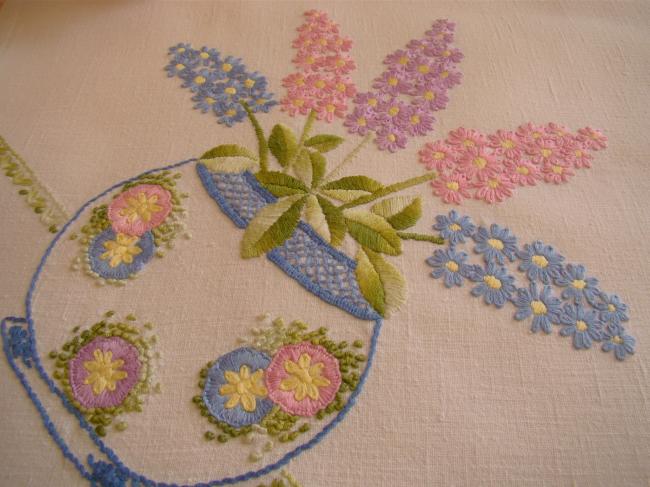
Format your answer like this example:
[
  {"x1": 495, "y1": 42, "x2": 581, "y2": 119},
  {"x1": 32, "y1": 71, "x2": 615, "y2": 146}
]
[
  {"x1": 244, "y1": 78, "x2": 255, "y2": 88},
  {"x1": 516, "y1": 165, "x2": 529, "y2": 175},
  {"x1": 224, "y1": 87, "x2": 237, "y2": 95},
  {"x1": 388, "y1": 106, "x2": 400, "y2": 116},
  {"x1": 433, "y1": 151, "x2": 445, "y2": 160},
  {"x1": 572, "y1": 279, "x2": 586, "y2": 289},
  {"x1": 194, "y1": 75, "x2": 206, "y2": 85},
  {"x1": 410, "y1": 115, "x2": 421, "y2": 124},
  {"x1": 367, "y1": 98, "x2": 378, "y2": 107},
  {"x1": 388, "y1": 77, "x2": 398, "y2": 86},
  {"x1": 225, "y1": 108, "x2": 237, "y2": 117},
  {"x1": 279, "y1": 353, "x2": 331, "y2": 402},
  {"x1": 445, "y1": 261, "x2": 459, "y2": 272},
  {"x1": 356, "y1": 116, "x2": 367, "y2": 126},
  {"x1": 488, "y1": 238, "x2": 504, "y2": 250},
  {"x1": 532, "y1": 255, "x2": 549, "y2": 268},
  {"x1": 176, "y1": 47, "x2": 186, "y2": 53},
  {"x1": 440, "y1": 70, "x2": 450, "y2": 78},
  {"x1": 612, "y1": 335, "x2": 623, "y2": 344},
  {"x1": 487, "y1": 178, "x2": 499, "y2": 189},
  {"x1": 326, "y1": 104, "x2": 336, "y2": 113},
  {"x1": 541, "y1": 148, "x2": 553, "y2": 158},
  {"x1": 119, "y1": 192, "x2": 163, "y2": 224},
  {"x1": 473, "y1": 156, "x2": 487, "y2": 168},
  {"x1": 336, "y1": 82, "x2": 346, "y2": 92},
  {"x1": 449, "y1": 223, "x2": 461, "y2": 231},
  {"x1": 463, "y1": 139, "x2": 475, "y2": 147},
  {"x1": 576, "y1": 320, "x2": 588, "y2": 332},
  {"x1": 552, "y1": 165, "x2": 563, "y2": 174},
  {"x1": 399, "y1": 56, "x2": 409, "y2": 65},
  {"x1": 501, "y1": 139, "x2": 515, "y2": 149},
  {"x1": 418, "y1": 64, "x2": 430, "y2": 74},
  {"x1": 387, "y1": 133, "x2": 397, "y2": 142},
  {"x1": 205, "y1": 97, "x2": 215, "y2": 105},
  {"x1": 83, "y1": 349, "x2": 128, "y2": 395},
  {"x1": 531, "y1": 300, "x2": 547, "y2": 315},
  {"x1": 100, "y1": 233, "x2": 143, "y2": 268},
  {"x1": 314, "y1": 79, "x2": 326, "y2": 89},
  {"x1": 608, "y1": 304, "x2": 616, "y2": 312},
  {"x1": 292, "y1": 98, "x2": 305, "y2": 107},
  {"x1": 219, "y1": 365, "x2": 267, "y2": 412},
  {"x1": 442, "y1": 49, "x2": 451, "y2": 57},
  {"x1": 222, "y1": 63, "x2": 233, "y2": 72},
  {"x1": 199, "y1": 52, "x2": 210, "y2": 59},
  {"x1": 175, "y1": 63, "x2": 185, "y2": 70},
  {"x1": 575, "y1": 149, "x2": 583, "y2": 157},
  {"x1": 484, "y1": 275, "x2": 502, "y2": 289},
  {"x1": 424, "y1": 90, "x2": 436, "y2": 101},
  {"x1": 446, "y1": 181, "x2": 459, "y2": 191}
]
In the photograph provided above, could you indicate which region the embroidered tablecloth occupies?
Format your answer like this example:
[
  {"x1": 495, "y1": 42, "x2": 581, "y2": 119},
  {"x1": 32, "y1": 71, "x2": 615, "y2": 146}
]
[{"x1": 1, "y1": 2, "x2": 649, "y2": 486}]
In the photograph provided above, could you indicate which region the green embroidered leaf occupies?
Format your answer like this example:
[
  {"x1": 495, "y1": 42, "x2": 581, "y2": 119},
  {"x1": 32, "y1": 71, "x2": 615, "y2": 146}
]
[
  {"x1": 255, "y1": 171, "x2": 309, "y2": 197},
  {"x1": 201, "y1": 157, "x2": 257, "y2": 173},
  {"x1": 342, "y1": 209, "x2": 402, "y2": 255},
  {"x1": 320, "y1": 175, "x2": 383, "y2": 202},
  {"x1": 293, "y1": 149, "x2": 313, "y2": 187},
  {"x1": 304, "y1": 195, "x2": 330, "y2": 243},
  {"x1": 303, "y1": 195, "x2": 346, "y2": 246},
  {"x1": 356, "y1": 247, "x2": 407, "y2": 317},
  {"x1": 370, "y1": 196, "x2": 422, "y2": 230},
  {"x1": 309, "y1": 151, "x2": 327, "y2": 188},
  {"x1": 241, "y1": 194, "x2": 307, "y2": 258},
  {"x1": 200, "y1": 144, "x2": 257, "y2": 161},
  {"x1": 304, "y1": 134, "x2": 344, "y2": 153},
  {"x1": 268, "y1": 124, "x2": 298, "y2": 167}
]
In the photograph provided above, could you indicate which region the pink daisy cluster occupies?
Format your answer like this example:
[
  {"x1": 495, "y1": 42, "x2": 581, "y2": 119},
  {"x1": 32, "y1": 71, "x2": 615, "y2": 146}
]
[
  {"x1": 281, "y1": 10, "x2": 357, "y2": 123},
  {"x1": 344, "y1": 19, "x2": 463, "y2": 152},
  {"x1": 421, "y1": 123, "x2": 608, "y2": 204}
]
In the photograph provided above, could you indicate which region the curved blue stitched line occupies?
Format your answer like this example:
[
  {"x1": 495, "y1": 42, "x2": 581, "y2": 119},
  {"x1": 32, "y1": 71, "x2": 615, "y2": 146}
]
[{"x1": 9, "y1": 157, "x2": 384, "y2": 486}]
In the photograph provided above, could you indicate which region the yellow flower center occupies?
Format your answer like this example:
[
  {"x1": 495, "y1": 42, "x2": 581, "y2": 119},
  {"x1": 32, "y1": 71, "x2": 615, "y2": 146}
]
[
  {"x1": 576, "y1": 320, "x2": 588, "y2": 332},
  {"x1": 488, "y1": 238, "x2": 504, "y2": 250},
  {"x1": 244, "y1": 78, "x2": 255, "y2": 88},
  {"x1": 292, "y1": 98, "x2": 305, "y2": 107},
  {"x1": 572, "y1": 279, "x2": 586, "y2": 289},
  {"x1": 319, "y1": 38, "x2": 327, "y2": 46},
  {"x1": 433, "y1": 151, "x2": 445, "y2": 160},
  {"x1": 575, "y1": 149, "x2": 583, "y2": 157},
  {"x1": 516, "y1": 165, "x2": 529, "y2": 175},
  {"x1": 336, "y1": 58, "x2": 346, "y2": 67},
  {"x1": 484, "y1": 275, "x2": 502, "y2": 289},
  {"x1": 440, "y1": 70, "x2": 450, "y2": 78},
  {"x1": 83, "y1": 349, "x2": 128, "y2": 395},
  {"x1": 222, "y1": 62, "x2": 233, "y2": 72},
  {"x1": 224, "y1": 87, "x2": 237, "y2": 95},
  {"x1": 119, "y1": 192, "x2": 162, "y2": 224},
  {"x1": 532, "y1": 255, "x2": 549, "y2": 267},
  {"x1": 424, "y1": 90, "x2": 436, "y2": 101},
  {"x1": 410, "y1": 115, "x2": 421, "y2": 124},
  {"x1": 501, "y1": 139, "x2": 515, "y2": 149},
  {"x1": 612, "y1": 335, "x2": 623, "y2": 344},
  {"x1": 449, "y1": 223, "x2": 461, "y2": 231},
  {"x1": 176, "y1": 47, "x2": 186, "y2": 53},
  {"x1": 205, "y1": 96, "x2": 215, "y2": 105},
  {"x1": 540, "y1": 148, "x2": 552, "y2": 158},
  {"x1": 532, "y1": 131, "x2": 542, "y2": 139},
  {"x1": 473, "y1": 156, "x2": 487, "y2": 168},
  {"x1": 463, "y1": 139, "x2": 475, "y2": 147},
  {"x1": 387, "y1": 133, "x2": 397, "y2": 142},
  {"x1": 295, "y1": 76, "x2": 305, "y2": 86},
  {"x1": 445, "y1": 261, "x2": 459, "y2": 272},
  {"x1": 552, "y1": 165, "x2": 563, "y2": 174},
  {"x1": 225, "y1": 109, "x2": 237, "y2": 117},
  {"x1": 388, "y1": 77, "x2": 398, "y2": 86},
  {"x1": 388, "y1": 106, "x2": 400, "y2": 116},
  {"x1": 487, "y1": 178, "x2": 499, "y2": 189},
  {"x1": 175, "y1": 63, "x2": 185, "y2": 70},
  {"x1": 608, "y1": 304, "x2": 616, "y2": 312},
  {"x1": 399, "y1": 56, "x2": 409, "y2": 65},
  {"x1": 255, "y1": 98, "x2": 266, "y2": 105},
  {"x1": 442, "y1": 49, "x2": 451, "y2": 57},
  {"x1": 446, "y1": 181, "x2": 460, "y2": 191},
  {"x1": 219, "y1": 365, "x2": 268, "y2": 412},
  {"x1": 336, "y1": 82, "x2": 346, "y2": 92},
  {"x1": 326, "y1": 104, "x2": 336, "y2": 113},
  {"x1": 100, "y1": 233, "x2": 143, "y2": 268},
  {"x1": 194, "y1": 75, "x2": 206, "y2": 85},
  {"x1": 418, "y1": 64, "x2": 430, "y2": 74},
  {"x1": 199, "y1": 52, "x2": 210, "y2": 59},
  {"x1": 531, "y1": 300, "x2": 547, "y2": 315},
  {"x1": 314, "y1": 79, "x2": 326, "y2": 89},
  {"x1": 280, "y1": 353, "x2": 331, "y2": 401},
  {"x1": 367, "y1": 98, "x2": 378, "y2": 107},
  {"x1": 356, "y1": 117, "x2": 367, "y2": 126}
]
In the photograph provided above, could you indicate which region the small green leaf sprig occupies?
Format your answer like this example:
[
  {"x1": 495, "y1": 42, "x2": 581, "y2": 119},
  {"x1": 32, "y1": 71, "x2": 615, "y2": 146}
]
[{"x1": 200, "y1": 106, "x2": 444, "y2": 316}]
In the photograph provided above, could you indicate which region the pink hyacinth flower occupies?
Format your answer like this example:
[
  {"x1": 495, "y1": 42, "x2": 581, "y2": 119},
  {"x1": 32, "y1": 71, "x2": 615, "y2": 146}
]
[
  {"x1": 542, "y1": 161, "x2": 575, "y2": 184},
  {"x1": 455, "y1": 145, "x2": 501, "y2": 180},
  {"x1": 108, "y1": 184, "x2": 172, "y2": 237},
  {"x1": 504, "y1": 159, "x2": 541, "y2": 186},
  {"x1": 431, "y1": 172, "x2": 472, "y2": 204},
  {"x1": 577, "y1": 127, "x2": 608, "y2": 150},
  {"x1": 488, "y1": 129, "x2": 522, "y2": 160},
  {"x1": 419, "y1": 140, "x2": 457, "y2": 171},
  {"x1": 265, "y1": 342, "x2": 342, "y2": 417},
  {"x1": 446, "y1": 127, "x2": 487, "y2": 149},
  {"x1": 473, "y1": 173, "x2": 515, "y2": 204}
]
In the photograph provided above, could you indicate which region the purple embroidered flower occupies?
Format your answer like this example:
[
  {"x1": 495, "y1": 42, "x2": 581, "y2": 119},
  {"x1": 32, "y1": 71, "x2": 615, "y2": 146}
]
[
  {"x1": 375, "y1": 129, "x2": 407, "y2": 152},
  {"x1": 472, "y1": 223, "x2": 518, "y2": 264},
  {"x1": 372, "y1": 70, "x2": 412, "y2": 96},
  {"x1": 411, "y1": 81, "x2": 449, "y2": 111},
  {"x1": 601, "y1": 323, "x2": 635, "y2": 361},
  {"x1": 466, "y1": 261, "x2": 516, "y2": 308},
  {"x1": 433, "y1": 210, "x2": 475, "y2": 246},
  {"x1": 559, "y1": 304, "x2": 603, "y2": 349},
  {"x1": 404, "y1": 107, "x2": 435, "y2": 136},
  {"x1": 553, "y1": 263, "x2": 600, "y2": 304},
  {"x1": 517, "y1": 241, "x2": 564, "y2": 284},
  {"x1": 426, "y1": 248, "x2": 470, "y2": 288},
  {"x1": 513, "y1": 282, "x2": 562, "y2": 334},
  {"x1": 592, "y1": 292, "x2": 629, "y2": 326},
  {"x1": 69, "y1": 336, "x2": 141, "y2": 409},
  {"x1": 343, "y1": 106, "x2": 376, "y2": 135}
]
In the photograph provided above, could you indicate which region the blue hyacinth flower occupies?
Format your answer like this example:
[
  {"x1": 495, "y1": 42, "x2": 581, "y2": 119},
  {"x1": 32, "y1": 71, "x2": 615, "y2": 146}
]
[
  {"x1": 466, "y1": 261, "x2": 516, "y2": 308},
  {"x1": 426, "y1": 248, "x2": 470, "y2": 288},
  {"x1": 559, "y1": 303, "x2": 603, "y2": 349},
  {"x1": 517, "y1": 240, "x2": 564, "y2": 284},
  {"x1": 553, "y1": 263, "x2": 600, "y2": 304},
  {"x1": 433, "y1": 210, "x2": 476, "y2": 247},
  {"x1": 472, "y1": 223, "x2": 518, "y2": 265},
  {"x1": 512, "y1": 282, "x2": 562, "y2": 334},
  {"x1": 601, "y1": 323, "x2": 635, "y2": 361}
]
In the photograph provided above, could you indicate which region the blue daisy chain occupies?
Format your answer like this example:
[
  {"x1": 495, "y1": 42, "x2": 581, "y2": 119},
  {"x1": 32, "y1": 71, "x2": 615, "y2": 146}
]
[
  {"x1": 472, "y1": 223, "x2": 518, "y2": 265},
  {"x1": 426, "y1": 248, "x2": 470, "y2": 288},
  {"x1": 517, "y1": 240, "x2": 564, "y2": 284},
  {"x1": 165, "y1": 43, "x2": 277, "y2": 126},
  {"x1": 466, "y1": 261, "x2": 516, "y2": 308},
  {"x1": 559, "y1": 303, "x2": 603, "y2": 350},
  {"x1": 433, "y1": 210, "x2": 476, "y2": 247},
  {"x1": 513, "y1": 282, "x2": 562, "y2": 334},
  {"x1": 601, "y1": 323, "x2": 635, "y2": 361},
  {"x1": 553, "y1": 263, "x2": 600, "y2": 304},
  {"x1": 203, "y1": 347, "x2": 274, "y2": 428}
]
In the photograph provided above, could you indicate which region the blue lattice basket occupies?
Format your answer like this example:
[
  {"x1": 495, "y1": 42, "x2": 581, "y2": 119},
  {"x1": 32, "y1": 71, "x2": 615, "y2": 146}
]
[{"x1": 196, "y1": 163, "x2": 380, "y2": 322}]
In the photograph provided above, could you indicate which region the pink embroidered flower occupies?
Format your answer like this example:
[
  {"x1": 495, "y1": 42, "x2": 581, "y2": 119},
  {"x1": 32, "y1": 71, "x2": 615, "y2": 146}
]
[
  {"x1": 545, "y1": 122, "x2": 571, "y2": 138},
  {"x1": 455, "y1": 146, "x2": 500, "y2": 180},
  {"x1": 431, "y1": 172, "x2": 472, "y2": 204},
  {"x1": 577, "y1": 127, "x2": 608, "y2": 150},
  {"x1": 488, "y1": 130, "x2": 521, "y2": 159},
  {"x1": 281, "y1": 90, "x2": 313, "y2": 116},
  {"x1": 282, "y1": 73, "x2": 307, "y2": 90},
  {"x1": 436, "y1": 68, "x2": 462, "y2": 89},
  {"x1": 526, "y1": 137, "x2": 562, "y2": 165},
  {"x1": 265, "y1": 342, "x2": 341, "y2": 417},
  {"x1": 473, "y1": 173, "x2": 515, "y2": 204},
  {"x1": 542, "y1": 161, "x2": 575, "y2": 184},
  {"x1": 419, "y1": 140, "x2": 457, "y2": 171},
  {"x1": 446, "y1": 127, "x2": 487, "y2": 149},
  {"x1": 383, "y1": 49, "x2": 413, "y2": 71},
  {"x1": 504, "y1": 159, "x2": 541, "y2": 186},
  {"x1": 314, "y1": 97, "x2": 347, "y2": 122},
  {"x1": 321, "y1": 54, "x2": 356, "y2": 75},
  {"x1": 516, "y1": 122, "x2": 547, "y2": 145},
  {"x1": 564, "y1": 145, "x2": 594, "y2": 169},
  {"x1": 69, "y1": 336, "x2": 141, "y2": 409},
  {"x1": 108, "y1": 184, "x2": 172, "y2": 237}
]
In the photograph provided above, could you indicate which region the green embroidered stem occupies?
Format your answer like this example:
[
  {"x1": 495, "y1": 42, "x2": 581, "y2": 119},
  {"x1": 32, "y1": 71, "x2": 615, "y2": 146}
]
[
  {"x1": 323, "y1": 133, "x2": 372, "y2": 183},
  {"x1": 0, "y1": 135, "x2": 69, "y2": 233},
  {"x1": 286, "y1": 109, "x2": 317, "y2": 171},
  {"x1": 242, "y1": 102, "x2": 269, "y2": 172},
  {"x1": 397, "y1": 232, "x2": 445, "y2": 245},
  {"x1": 338, "y1": 172, "x2": 437, "y2": 210}
]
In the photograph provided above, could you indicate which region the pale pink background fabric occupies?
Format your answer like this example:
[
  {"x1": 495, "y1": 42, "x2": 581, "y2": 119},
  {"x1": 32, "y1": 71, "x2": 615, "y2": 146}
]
[{"x1": 1, "y1": 1, "x2": 649, "y2": 486}]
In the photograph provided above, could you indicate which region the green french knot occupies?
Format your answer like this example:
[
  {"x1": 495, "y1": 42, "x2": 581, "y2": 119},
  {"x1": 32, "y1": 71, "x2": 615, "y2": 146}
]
[
  {"x1": 241, "y1": 194, "x2": 308, "y2": 258},
  {"x1": 342, "y1": 208, "x2": 402, "y2": 255},
  {"x1": 268, "y1": 124, "x2": 298, "y2": 167},
  {"x1": 0, "y1": 134, "x2": 69, "y2": 233},
  {"x1": 255, "y1": 171, "x2": 309, "y2": 197},
  {"x1": 47, "y1": 313, "x2": 158, "y2": 437},
  {"x1": 304, "y1": 134, "x2": 344, "y2": 153},
  {"x1": 370, "y1": 196, "x2": 422, "y2": 230},
  {"x1": 355, "y1": 247, "x2": 406, "y2": 317}
]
